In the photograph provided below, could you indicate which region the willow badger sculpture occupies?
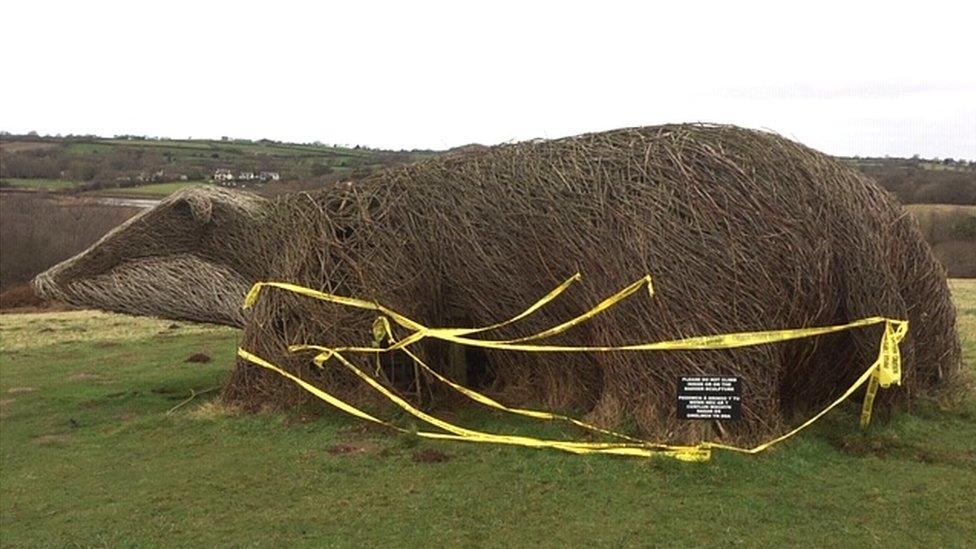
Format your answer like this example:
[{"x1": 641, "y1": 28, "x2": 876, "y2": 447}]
[{"x1": 34, "y1": 124, "x2": 960, "y2": 444}]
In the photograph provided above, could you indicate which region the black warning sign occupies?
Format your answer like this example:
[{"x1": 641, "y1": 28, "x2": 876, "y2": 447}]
[{"x1": 677, "y1": 376, "x2": 741, "y2": 420}]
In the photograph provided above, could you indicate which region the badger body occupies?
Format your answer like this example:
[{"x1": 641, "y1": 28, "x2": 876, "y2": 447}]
[{"x1": 34, "y1": 124, "x2": 961, "y2": 444}]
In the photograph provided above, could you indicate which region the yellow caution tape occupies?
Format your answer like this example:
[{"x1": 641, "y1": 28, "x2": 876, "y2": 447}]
[
  {"x1": 238, "y1": 348, "x2": 713, "y2": 461},
  {"x1": 291, "y1": 318, "x2": 647, "y2": 444},
  {"x1": 239, "y1": 274, "x2": 908, "y2": 461}
]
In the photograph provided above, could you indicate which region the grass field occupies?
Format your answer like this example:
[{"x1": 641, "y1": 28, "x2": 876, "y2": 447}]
[
  {"x1": 0, "y1": 178, "x2": 78, "y2": 191},
  {"x1": 905, "y1": 204, "x2": 976, "y2": 278},
  {"x1": 906, "y1": 204, "x2": 976, "y2": 216},
  {"x1": 89, "y1": 181, "x2": 212, "y2": 197},
  {"x1": 4, "y1": 136, "x2": 433, "y2": 203},
  {"x1": 0, "y1": 176, "x2": 205, "y2": 197},
  {"x1": 1, "y1": 281, "x2": 974, "y2": 546}
]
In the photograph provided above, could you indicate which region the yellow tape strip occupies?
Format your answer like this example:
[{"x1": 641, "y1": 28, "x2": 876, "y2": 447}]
[
  {"x1": 239, "y1": 275, "x2": 908, "y2": 461},
  {"x1": 278, "y1": 276, "x2": 657, "y2": 444},
  {"x1": 364, "y1": 314, "x2": 649, "y2": 444},
  {"x1": 237, "y1": 348, "x2": 711, "y2": 461},
  {"x1": 292, "y1": 323, "x2": 646, "y2": 445},
  {"x1": 860, "y1": 371, "x2": 881, "y2": 428},
  {"x1": 244, "y1": 279, "x2": 902, "y2": 354},
  {"x1": 238, "y1": 340, "x2": 885, "y2": 462},
  {"x1": 243, "y1": 274, "x2": 653, "y2": 351},
  {"x1": 504, "y1": 275, "x2": 654, "y2": 343},
  {"x1": 244, "y1": 272, "x2": 588, "y2": 338}
]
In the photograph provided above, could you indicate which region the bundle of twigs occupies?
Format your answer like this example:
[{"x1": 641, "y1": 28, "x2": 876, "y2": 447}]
[
  {"x1": 222, "y1": 124, "x2": 960, "y2": 445},
  {"x1": 34, "y1": 124, "x2": 960, "y2": 445}
]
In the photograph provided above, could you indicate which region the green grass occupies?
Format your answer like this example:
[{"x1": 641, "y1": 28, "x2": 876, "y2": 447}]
[
  {"x1": 0, "y1": 178, "x2": 78, "y2": 191},
  {"x1": 906, "y1": 204, "x2": 976, "y2": 216},
  {"x1": 97, "y1": 138, "x2": 375, "y2": 159},
  {"x1": 64, "y1": 142, "x2": 117, "y2": 155},
  {"x1": 104, "y1": 139, "x2": 216, "y2": 150},
  {"x1": 1, "y1": 282, "x2": 974, "y2": 546},
  {"x1": 0, "y1": 176, "x2": 213, "y2": 198},
  {"x1": 6, "y1": 137, "x2": 433, "y2": 194},
  {"x1": 90, "y1": 181, "x2": 212, "y2": 197}
]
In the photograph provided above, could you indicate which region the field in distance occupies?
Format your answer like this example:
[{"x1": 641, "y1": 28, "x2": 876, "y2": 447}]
[
  {"x1": 2, "y1": 133, "x2": 973, "y2": 202},
  {"x1": 0, "y1": 134, "x2": 436, "y2": 197}
]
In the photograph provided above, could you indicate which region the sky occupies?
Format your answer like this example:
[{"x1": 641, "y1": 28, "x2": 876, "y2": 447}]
[{"x1": 2, "y1": 0, "x2": 974, "y2": 159}]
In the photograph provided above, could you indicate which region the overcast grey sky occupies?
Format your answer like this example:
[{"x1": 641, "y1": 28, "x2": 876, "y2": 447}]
[{"x1": 3, "y1": 0, "x2": 974, "y2": 159}]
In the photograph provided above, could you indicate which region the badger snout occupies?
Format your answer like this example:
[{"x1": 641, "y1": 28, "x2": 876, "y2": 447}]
[
  {"x1": 32, "y1": 254, "x2": 250, "y2": 328},
  {"x1": 32, "y1": 262, "x2": 69, "y2": 302}
]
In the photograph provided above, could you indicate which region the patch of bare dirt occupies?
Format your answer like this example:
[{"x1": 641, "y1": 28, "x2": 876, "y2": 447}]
[
  {"x1": 826, "y1": 432, "x2": 976, "y2": 467},
  {"x1": 326, "y1": 442, "x2": 380, "y2": 456},
  {"x1": 68, "y1": 372, "x2": 104, "y2": 382},
  {"x1": 186, "y1": 400, "x2": 242, "y2": 420},
  {"x1": 282, "y1": 413, "x2": 316, "y2": 427},
  {"x1": 0, "y1": 284, "x2": 72, "y2": 313},
  {"x1": 184, "y1": 352, "x2": 212, "y2": 363},
  {"x1": 31, "y1": 434, "x2": 72, "y2": 445},
  {"x1": 412, "y1": 449, "x2": 450, "y2": 463},
  {"x1": 829, "y1": 435, "x2": 902, "y2": 458},
  {"x1": 341, "y1": 422, "x2": 391, "y2": 437},
  {"x1": 7, "y1": 387, "x2": 38, "y2": 394}
]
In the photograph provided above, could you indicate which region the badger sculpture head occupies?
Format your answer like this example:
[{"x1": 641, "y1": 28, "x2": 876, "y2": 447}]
[{"x1": 33, "y1": 186, "x2": 269, "y2": 327}]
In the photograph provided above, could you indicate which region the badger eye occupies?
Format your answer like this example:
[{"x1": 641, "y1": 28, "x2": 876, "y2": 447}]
[
  {"x1": 174, "y1": 199, "x2": 193, "y2": 217},
  {"x1": 169, "y1": 194, "x2": 213, "y2": 225}
]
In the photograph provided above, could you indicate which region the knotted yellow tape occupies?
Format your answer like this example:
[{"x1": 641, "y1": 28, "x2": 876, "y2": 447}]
[{"x1": 239, "y1": 274, "x2": 908, "y2": 461}]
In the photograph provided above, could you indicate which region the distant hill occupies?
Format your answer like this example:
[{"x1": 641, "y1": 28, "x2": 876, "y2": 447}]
[
  {"x1": 2, "y1": 133, "x2": 972, "y2": 203},
  {"x1": 0, "y1": 134, "x2": 437, "y2": 197},
  {"x1": 839, "y1": 156, "x2": 975, "y2": 205}
]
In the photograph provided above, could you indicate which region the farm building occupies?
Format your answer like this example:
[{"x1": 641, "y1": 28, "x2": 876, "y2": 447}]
[{"x1": 213, "y1": 169, "x2": 234, "y2": 183}]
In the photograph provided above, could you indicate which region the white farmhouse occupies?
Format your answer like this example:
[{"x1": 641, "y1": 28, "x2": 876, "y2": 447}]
[{"x1": 213, "y1": 169, "x2": 234, "y2": 182}]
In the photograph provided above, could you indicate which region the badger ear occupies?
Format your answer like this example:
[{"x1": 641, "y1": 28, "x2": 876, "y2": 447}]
[{"x1": 173, "y1": 192, "x2": 213, "y2": 225}]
